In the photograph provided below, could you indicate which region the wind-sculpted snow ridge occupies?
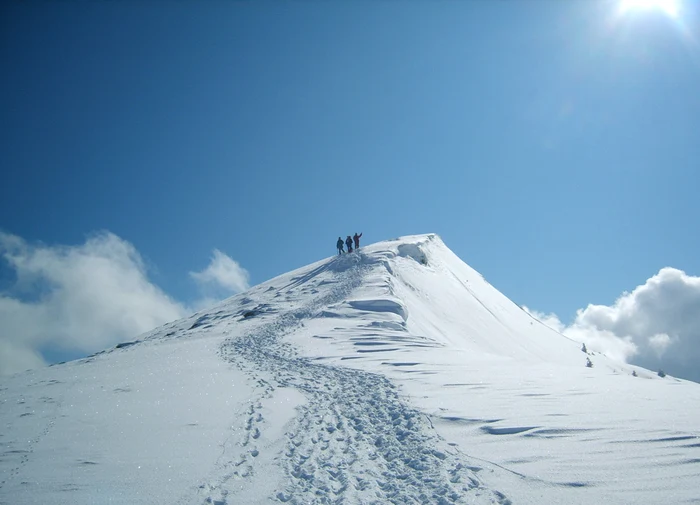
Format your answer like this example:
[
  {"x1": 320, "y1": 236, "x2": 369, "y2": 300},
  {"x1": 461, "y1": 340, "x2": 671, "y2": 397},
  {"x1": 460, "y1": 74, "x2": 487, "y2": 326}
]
[
  {"x1": 210, "y1": 251, "x2": 511, "y2": 505},
  {"x1": 3, "y1": 234, "x2": 700, "y2": 505}
]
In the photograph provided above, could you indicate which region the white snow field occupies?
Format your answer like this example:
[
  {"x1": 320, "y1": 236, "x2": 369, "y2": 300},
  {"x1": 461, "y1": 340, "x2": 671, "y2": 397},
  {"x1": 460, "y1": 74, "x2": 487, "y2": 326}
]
[{"x1": 1, "y1": 234, "x2": 699, "y2": 505}]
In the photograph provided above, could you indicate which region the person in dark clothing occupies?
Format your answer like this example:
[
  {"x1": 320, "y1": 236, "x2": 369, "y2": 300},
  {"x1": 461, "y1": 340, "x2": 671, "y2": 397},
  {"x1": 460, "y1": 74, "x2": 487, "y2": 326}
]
[
  {"x1": 346, "y1": 236, "x2": 353, "y2": 253},
  {"x1": 336, "y1": 237, "x2": 344, "y2": 255},
  {"x1": 353, "y1": 232, "x2": 362, "y2": 250}
]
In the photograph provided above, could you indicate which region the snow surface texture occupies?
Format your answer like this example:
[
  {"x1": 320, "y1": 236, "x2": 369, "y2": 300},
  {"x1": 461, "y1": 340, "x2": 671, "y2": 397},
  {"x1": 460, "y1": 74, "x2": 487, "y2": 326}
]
[{"x1": 1, "y1": 234, "x2": 699, "y2": 505}]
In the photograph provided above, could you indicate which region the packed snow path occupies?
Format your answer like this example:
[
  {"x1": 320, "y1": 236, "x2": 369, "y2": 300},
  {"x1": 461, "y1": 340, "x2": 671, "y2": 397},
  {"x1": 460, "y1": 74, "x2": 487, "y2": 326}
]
[
  {"x1": 211, "y1": 253, "x2": 510, "y2": 505},
  {"x1": 4, "y1": 234, "x2": 699, "y2": 505}
]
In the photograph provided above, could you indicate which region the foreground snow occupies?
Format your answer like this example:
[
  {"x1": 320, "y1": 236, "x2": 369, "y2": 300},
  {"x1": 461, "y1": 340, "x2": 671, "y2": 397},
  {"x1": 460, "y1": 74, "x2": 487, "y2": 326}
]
[{"x1": 1, "y1": 234, "x2": 699, "y2": 504}]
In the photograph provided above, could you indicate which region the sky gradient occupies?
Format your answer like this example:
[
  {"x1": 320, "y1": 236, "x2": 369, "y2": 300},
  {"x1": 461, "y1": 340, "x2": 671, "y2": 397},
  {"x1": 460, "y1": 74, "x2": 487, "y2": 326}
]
[{"x1": 2, "y1": 0, "x2": 699, "y2": 378}]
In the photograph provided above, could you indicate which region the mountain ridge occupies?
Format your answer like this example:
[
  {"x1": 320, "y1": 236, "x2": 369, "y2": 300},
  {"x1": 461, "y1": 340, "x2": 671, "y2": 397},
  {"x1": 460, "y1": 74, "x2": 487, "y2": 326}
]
[{"x1": 1, "y1": 234, "x2": 698, "y2": 505}]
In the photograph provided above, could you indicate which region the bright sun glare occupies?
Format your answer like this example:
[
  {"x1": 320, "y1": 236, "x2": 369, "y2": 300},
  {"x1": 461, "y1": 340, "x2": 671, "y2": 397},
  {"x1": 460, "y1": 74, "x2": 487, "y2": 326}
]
[{"x1": 619, "y1": 0, "x2": 680, "y2": 17}]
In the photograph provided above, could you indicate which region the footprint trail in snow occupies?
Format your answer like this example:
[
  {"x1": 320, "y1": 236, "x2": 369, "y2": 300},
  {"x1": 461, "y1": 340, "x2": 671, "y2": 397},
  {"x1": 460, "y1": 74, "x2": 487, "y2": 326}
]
[{"x1": 216, "y1": 253, "x2": 511, "y2": 505}]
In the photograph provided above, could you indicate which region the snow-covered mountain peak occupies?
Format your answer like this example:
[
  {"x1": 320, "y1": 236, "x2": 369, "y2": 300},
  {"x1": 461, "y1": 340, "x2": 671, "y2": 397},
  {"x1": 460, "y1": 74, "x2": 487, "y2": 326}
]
[
  {"x1": 194, "y1": 232, "x2": 626, "y2": 374},
  {"x1": 2, "y1": 234, "x2": 699, "y2": 505}
]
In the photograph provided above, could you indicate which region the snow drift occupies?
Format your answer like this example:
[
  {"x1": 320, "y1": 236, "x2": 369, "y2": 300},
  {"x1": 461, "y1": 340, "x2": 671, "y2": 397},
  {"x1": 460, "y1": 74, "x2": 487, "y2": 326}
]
[{"x1": 1, "y1": 234, "x2": 699, "y2": 505}]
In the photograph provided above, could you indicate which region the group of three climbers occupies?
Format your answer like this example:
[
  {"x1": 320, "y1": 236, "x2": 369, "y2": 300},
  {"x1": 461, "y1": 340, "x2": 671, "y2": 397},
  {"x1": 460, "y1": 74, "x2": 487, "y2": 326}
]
[{"x1": 337, "y1": 233, "x2": 362, "y2": 255}]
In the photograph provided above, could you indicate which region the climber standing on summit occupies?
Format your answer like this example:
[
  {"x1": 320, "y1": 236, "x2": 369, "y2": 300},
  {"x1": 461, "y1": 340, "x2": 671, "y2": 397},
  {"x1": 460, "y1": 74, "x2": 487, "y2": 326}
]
[
  {"x1": 336, "y1": 237, "x2": 344, "y2": 255},
  {"x1": 346, "y1": 235, "x2": 353, "y2": 253},
  {"x1": 353, "y1": 232, "x2": 362, "y2": 250}
]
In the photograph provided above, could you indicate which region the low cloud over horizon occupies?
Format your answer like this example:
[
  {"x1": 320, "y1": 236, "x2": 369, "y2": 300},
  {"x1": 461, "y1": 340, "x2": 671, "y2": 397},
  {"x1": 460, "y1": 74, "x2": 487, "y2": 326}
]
[
  {"x1": 526, "y1": 267, "x2": 700, "y2": 383},
  {"x1": 0, "y1": 231, "x2": 248, "y2": 376}
]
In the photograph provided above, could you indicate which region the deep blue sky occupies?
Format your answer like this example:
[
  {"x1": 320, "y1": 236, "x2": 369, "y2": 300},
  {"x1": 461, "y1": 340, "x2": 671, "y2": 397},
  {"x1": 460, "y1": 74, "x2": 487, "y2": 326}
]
[{"x1": 2, "y1": 0, "x2": 699, "y2": 323}]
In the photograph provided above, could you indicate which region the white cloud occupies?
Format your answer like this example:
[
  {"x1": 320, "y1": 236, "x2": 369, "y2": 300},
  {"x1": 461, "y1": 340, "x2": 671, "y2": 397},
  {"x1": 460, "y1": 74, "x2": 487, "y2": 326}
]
[
  {"x1": 0, "y1": 231, "x2": 188, "y2": 376},
  {"x1": 190, "y1": 249, "x2": 249, "y2": 296},
  {"x1": 648, "y1": 333, "x2": 672, "y2": 356},
  {"x1": 526, "y1": 267, "x2": 700, "y2": 382},
  {"x1": 525, "y1": 307, "x2": 638, "y2": 363},
  {"x1": 525, "y1": 309, "x2": 565, "y2": 333}
]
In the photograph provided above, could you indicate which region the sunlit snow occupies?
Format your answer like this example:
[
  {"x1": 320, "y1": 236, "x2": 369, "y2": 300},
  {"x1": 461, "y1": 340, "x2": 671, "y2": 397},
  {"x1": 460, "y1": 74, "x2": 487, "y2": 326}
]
[{"x1": 1, "y1": 234, "x2": 698, "y2": 504}]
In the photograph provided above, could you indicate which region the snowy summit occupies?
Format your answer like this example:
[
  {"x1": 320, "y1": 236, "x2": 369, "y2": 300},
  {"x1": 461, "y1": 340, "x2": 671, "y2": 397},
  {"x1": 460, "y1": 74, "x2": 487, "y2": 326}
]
[{"x1": 1, "y1": 234, "x2": 699, "y2": 504}]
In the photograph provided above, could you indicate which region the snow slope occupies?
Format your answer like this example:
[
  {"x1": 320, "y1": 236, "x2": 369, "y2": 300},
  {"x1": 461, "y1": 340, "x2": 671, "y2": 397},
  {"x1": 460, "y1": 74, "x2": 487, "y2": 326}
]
[{"x1": 1, "y1": 234, "x2": 699, "y2": 505}]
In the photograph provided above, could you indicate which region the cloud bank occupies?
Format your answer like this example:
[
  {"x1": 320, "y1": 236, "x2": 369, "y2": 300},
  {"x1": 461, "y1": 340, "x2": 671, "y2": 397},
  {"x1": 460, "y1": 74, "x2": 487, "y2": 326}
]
[
  {"x1": 0, "y1": 232, "x2": 247, "y2": 376},
  {"x1": 526, "y1": 267, "x2": 700, "y2": 382}
]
